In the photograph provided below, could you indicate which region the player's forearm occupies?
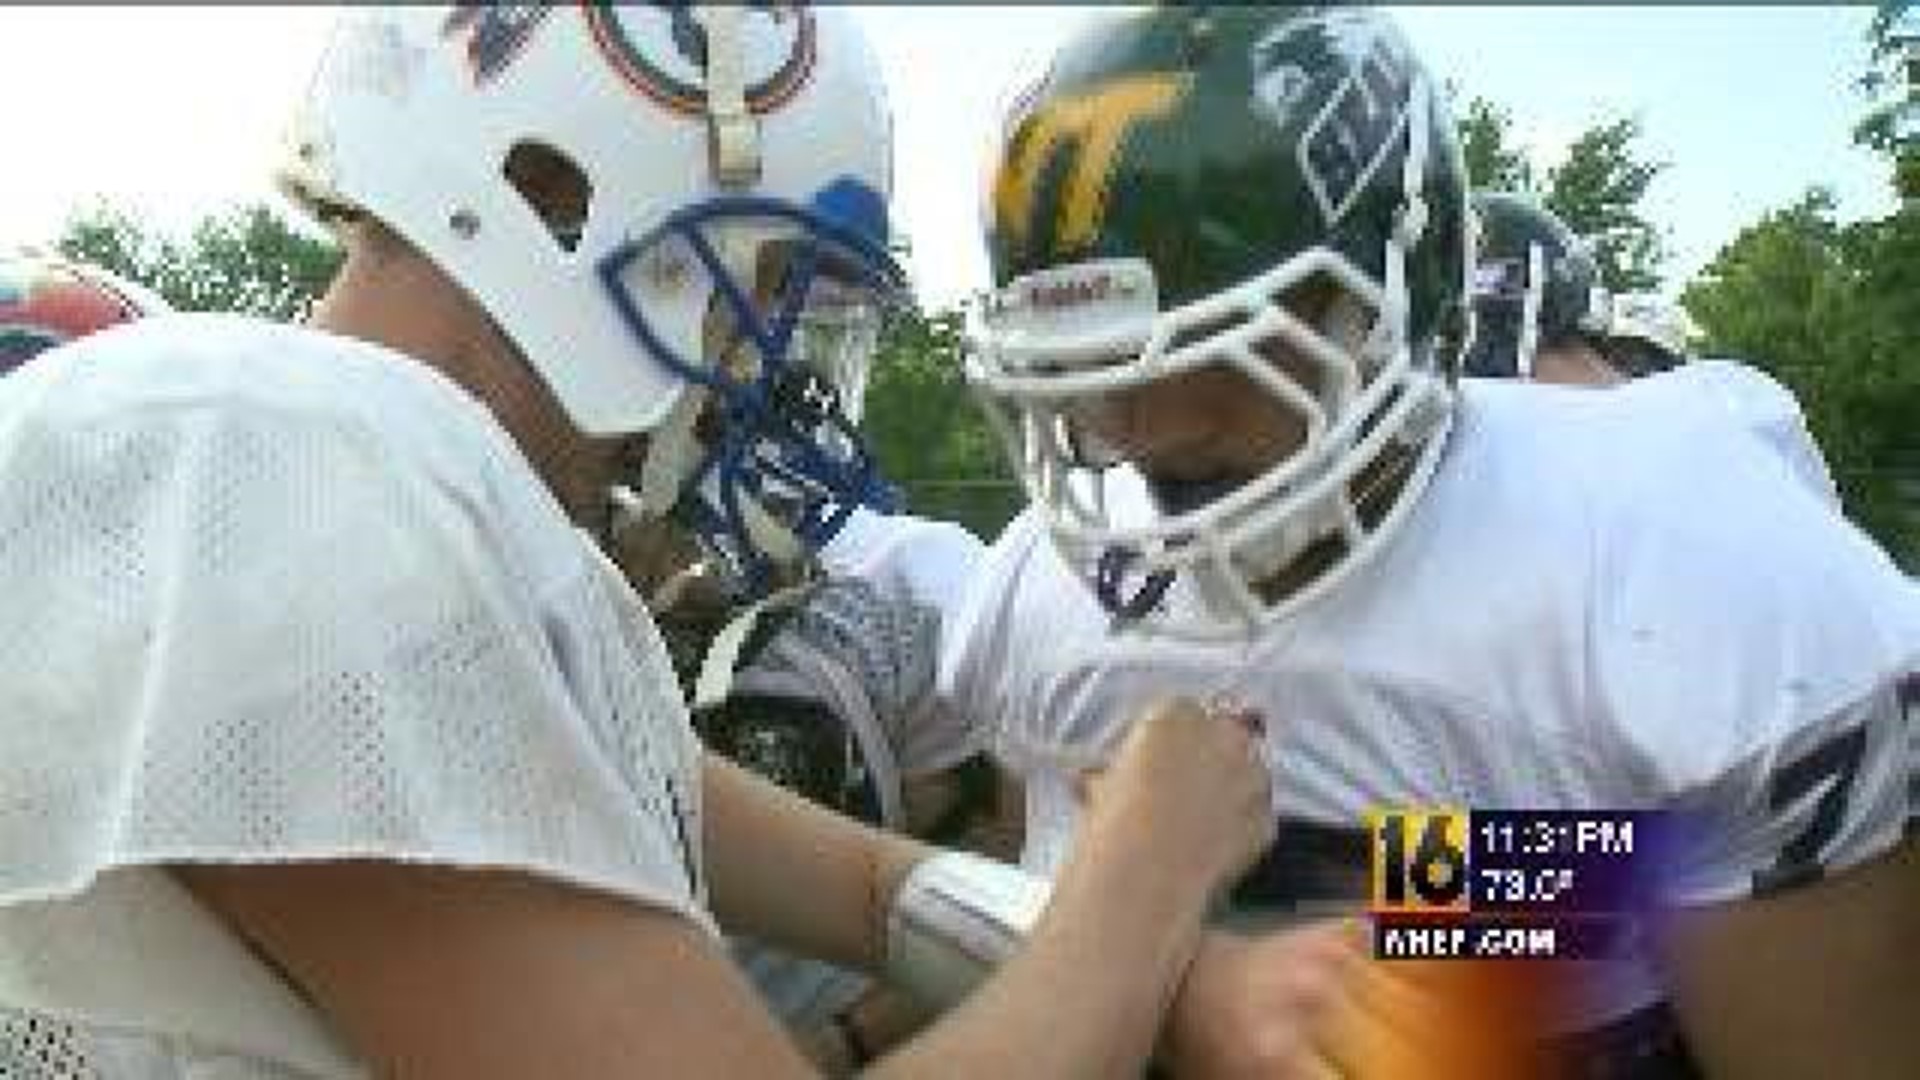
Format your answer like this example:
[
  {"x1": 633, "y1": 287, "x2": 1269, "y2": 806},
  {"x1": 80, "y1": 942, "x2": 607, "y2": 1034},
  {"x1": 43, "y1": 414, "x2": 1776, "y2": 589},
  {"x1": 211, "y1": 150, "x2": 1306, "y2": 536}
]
[
  {"x1": 702, "y1": 753, "x2": 926, "y2": 973},
  {"x1": 704, "y1": 752, "x2": 1214, "y2": 1076},
  {"x1": 866, "y1": 834, "x2": 1209, "y2": 1077},
  {"x1": 1657, "y1": 838, "x2": 1920, "y2": 1080}
]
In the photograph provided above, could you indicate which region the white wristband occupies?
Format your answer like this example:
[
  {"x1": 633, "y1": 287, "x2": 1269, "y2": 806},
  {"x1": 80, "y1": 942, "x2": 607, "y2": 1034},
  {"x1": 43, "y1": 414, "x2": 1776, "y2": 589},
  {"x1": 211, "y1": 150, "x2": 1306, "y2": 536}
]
[{"x1": 883, "y1": 851, "x2": 1053, "y2": 1011}]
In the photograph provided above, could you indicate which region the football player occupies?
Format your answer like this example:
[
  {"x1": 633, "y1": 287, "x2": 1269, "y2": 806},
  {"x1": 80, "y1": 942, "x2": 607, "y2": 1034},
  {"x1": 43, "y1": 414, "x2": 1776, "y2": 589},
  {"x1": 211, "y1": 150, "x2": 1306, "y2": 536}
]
[
  {"x1": 1462, "y1": 194, "x2": 1841, "y2": 502},
  {"x1": 0, "y1": 249, "x2": 169, "y2": 372},
  {"x1": 0, "y1": 7, "x2": 1336, "y2": 1079},
  {"x1": 1464, "y1": 192, "x2": 1625, "y2": 386},
  {"x1": 955, "y1": 6, "x2": 1919, "y2": 1077}
]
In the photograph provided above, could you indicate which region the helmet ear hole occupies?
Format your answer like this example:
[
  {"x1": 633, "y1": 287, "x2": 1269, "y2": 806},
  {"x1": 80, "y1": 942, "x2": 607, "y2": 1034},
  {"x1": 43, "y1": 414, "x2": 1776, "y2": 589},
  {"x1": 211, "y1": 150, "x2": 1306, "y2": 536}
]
[{"x1": 503, "y1": 140, "x2": 593, "y2": 254}]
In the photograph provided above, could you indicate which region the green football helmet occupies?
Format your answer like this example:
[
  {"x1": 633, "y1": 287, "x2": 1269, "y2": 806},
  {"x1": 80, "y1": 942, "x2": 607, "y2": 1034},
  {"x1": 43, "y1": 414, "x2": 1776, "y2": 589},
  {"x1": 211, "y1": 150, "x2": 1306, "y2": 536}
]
[
  {"x1": 969, "y1": 5, "x2": 1471, "y2": 636},
  {"x1": 1464, "y1": 191, "x2": 1611, "y2": 379}
]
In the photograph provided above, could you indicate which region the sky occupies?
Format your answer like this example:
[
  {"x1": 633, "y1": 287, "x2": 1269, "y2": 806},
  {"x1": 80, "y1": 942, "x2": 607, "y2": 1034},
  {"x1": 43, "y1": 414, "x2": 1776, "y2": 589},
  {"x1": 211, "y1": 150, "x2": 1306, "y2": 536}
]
[{"x1": 0, "y1": 6, "x2": 1890, "y2": 311}]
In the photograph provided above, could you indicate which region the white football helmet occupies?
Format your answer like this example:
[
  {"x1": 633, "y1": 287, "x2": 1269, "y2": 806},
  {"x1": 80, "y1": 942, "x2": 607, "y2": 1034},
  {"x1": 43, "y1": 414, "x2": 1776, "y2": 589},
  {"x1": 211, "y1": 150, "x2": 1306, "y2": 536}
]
[
  {"x1": 276, "y1": 4, "x2": 905, "y2": 594},
  {"x1": 1603, "y1": 292, "x2": 1696, "y2": 376}
]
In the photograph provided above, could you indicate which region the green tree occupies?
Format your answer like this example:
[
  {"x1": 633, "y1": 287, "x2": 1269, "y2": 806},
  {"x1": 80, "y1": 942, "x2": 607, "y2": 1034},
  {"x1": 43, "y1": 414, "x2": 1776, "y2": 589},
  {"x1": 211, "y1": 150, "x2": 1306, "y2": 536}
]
[
  {"x1": 1850, "y1": 1, "x2": 1920, "y2": 566},
  {"x1": 1456, "y1": 96, "x2": 1536, "y2": 192},
  {"x1": 1683, "y1": 191, "x2": 1920, "y2": 568},
  {"x1": 1854, "y1": 1, "x2": 1918, "y2": 198},
  {"x1": 55, "y1": 201, "x2": 341, "y2": 321},
  {"x1": 1682, "y1": 3, "x2": 1920, "y2": 569},
  {"x1": 1682, "y1": 192, "x2": 1851, "y2": 389},
  {"x1": 1452, "y1": 95, "x2": 1669, "y2": 291},
  {"x1": 860, "y1": 306, "x2": 1020, "y2": 540},
  {"x1": 1543, "y1": 115, "x2": 1669, "y2": 292}
]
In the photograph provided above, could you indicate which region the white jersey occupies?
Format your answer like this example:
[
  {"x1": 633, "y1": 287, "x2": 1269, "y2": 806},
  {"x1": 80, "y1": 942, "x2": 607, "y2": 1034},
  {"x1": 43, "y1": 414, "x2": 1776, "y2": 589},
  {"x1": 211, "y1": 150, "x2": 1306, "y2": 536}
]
[
  {"x1": 0, "y1": 316, "x2": 709, "y2": 1078},
  {"x1": 944, "y1": 375, "x2": 1919, "y2": 1052},
  {"x1": 824, "y1": 510, "x2": 985, "y2": 626},
  {"x1": 1623, "y1": 358, "x2": 1840, "y2": 506}
]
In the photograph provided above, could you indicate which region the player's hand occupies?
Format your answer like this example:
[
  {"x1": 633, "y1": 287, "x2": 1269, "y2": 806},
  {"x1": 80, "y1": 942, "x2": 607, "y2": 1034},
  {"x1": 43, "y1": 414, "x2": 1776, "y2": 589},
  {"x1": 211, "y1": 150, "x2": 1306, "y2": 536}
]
[
  {"x1": 1162, "y1": 925, "x2": 1539, "y2": 1080},
  {"x1": 1166, "y1": 925, "x2": 1556, "y2": 1080},
  {"x1": 1079, "y1": 695, "x2": 1274, "y2": 902},
  {"x1": 1160, "y1": 921, "x2": 1372, "y2": 1079}
]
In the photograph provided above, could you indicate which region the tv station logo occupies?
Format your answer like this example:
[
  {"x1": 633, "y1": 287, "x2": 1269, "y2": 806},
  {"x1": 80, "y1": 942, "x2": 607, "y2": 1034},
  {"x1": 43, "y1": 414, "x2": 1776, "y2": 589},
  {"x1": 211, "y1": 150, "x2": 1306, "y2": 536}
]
[{"x1": 1367, "y1": 807, "x2": 1661, "y2": 961}]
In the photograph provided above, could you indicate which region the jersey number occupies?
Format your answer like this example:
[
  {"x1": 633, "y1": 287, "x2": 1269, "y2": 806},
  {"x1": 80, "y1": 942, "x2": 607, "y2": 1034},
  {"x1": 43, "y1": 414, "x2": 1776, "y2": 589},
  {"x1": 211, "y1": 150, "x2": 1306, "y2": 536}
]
[{"x1": 1752, "y1": 724, "x2": 1867, "y2": 895}]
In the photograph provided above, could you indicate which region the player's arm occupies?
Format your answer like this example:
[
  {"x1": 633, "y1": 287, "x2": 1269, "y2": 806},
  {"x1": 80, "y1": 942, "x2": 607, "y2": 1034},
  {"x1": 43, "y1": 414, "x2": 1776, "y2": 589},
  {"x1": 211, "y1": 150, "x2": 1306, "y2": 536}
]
[
  {"x1": 177, "y1": 858, "x2": 821, "y2": 1078},
  {"x1": 1651, "y1": 677, "x2": 1920, "y2": 1080},
  {"x1": 1654, "y1": 837, "x2": 1919, "y2": 1080},
  {"x1": 703, "y1": 698, "x2": 1273, "y2": 1076},
  {"x1": 706, "y1": 732, "x2": 1386, "y2": 1079},
  {"x1": 700, "y1": 752, "x2": 920, "y2": 974},
  {"x1": 180, "y1": 699, "x2": 1271, "y2": 1079}
]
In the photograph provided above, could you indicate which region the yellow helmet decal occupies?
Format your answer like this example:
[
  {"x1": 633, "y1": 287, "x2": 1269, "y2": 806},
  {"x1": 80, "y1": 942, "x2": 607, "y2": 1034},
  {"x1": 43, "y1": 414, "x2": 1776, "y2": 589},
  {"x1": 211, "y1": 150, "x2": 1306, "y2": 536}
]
[{"x1": 992, "y1": 73, "x2": 1191, "y2": 254}]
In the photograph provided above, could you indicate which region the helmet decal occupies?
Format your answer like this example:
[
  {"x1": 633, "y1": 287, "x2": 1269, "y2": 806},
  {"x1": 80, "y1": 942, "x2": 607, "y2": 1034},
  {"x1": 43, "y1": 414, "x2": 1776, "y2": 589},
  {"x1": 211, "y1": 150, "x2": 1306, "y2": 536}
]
[
  {"x1": 1249, "y1": 8, "x2": 1378, "y2": 127},
  {"x1": 1289, "y1": 32, "x2": 1416, "y2": 226},
  {"x1": 585, "y1": 2, "x2": 817, "y2": 117},
  {"x1": 442, "y1": 4, "x2": 553, "y2": 85},
  {"x1": 991, "y1": 73, "x2": 1191, "y2": 256}
]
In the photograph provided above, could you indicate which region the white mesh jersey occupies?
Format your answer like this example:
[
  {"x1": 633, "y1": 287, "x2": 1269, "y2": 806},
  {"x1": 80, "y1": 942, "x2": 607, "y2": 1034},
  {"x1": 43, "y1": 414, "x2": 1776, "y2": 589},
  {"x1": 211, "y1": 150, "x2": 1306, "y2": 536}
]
[
  {"x1": 0, "y1": 315, "x2": 710, "y2": 1079},
  {"x1": 943, "y1": 374, "x2": 1919, "y2": 1043}
]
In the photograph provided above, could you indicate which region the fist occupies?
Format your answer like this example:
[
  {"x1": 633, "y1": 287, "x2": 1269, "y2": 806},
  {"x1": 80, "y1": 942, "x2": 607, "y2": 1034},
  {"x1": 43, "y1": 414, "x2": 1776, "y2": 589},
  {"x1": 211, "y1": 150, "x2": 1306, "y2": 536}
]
[
  {"x1": 1162, "y1": 921, "x2": 1366, "y2": 1079},
  {"x1": 1081, "y1": 696, "x2": 1274, "y2": 900}
]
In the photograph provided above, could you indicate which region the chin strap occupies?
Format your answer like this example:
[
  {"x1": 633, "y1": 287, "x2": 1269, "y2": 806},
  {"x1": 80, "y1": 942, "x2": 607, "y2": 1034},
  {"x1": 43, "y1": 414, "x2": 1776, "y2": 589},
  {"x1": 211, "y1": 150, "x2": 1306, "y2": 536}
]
[
  {"x1": 698, "y1": 5, "x2": 761, "y2": 187},
  {"x1": 1519, "y1": 242, "x2": 1544, "y2": 380}
]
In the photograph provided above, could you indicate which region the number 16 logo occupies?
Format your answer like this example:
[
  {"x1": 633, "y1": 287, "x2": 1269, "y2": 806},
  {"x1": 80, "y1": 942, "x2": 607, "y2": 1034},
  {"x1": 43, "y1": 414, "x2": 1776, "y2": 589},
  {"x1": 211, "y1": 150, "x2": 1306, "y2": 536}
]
[{"x1": 1370, "y1": 808, "x2": 1469, "y2": 913}]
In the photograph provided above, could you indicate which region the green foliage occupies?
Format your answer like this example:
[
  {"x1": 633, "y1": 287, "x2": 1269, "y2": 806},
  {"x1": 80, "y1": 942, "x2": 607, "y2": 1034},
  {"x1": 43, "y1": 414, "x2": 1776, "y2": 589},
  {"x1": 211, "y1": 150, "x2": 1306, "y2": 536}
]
[
  {"x1": 54, "y1": 201, "x2": 341, "y2": 321},
  {"x1": 1854, "y1": 1, "x2": 1918, "y2": 198},
  {"x1": 1456, "y1": 96, "x2": 1536, "y2": 193},
  {"x1": 1454, "y1": 98, "x2": 1669, "y2": 291},
  {"x1": 1682, "y1": 192, "x2": 1849, "y2": 385},
  {"x1": 860, "y1": 306, "x2": 1020, "y2": 540},
  {"x1": 1543, "y1": 115, "x2": 1669, "y2": 292},
  {"x1": 1683, "y1": 190, "x2": 1920, "y2": 568}
]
